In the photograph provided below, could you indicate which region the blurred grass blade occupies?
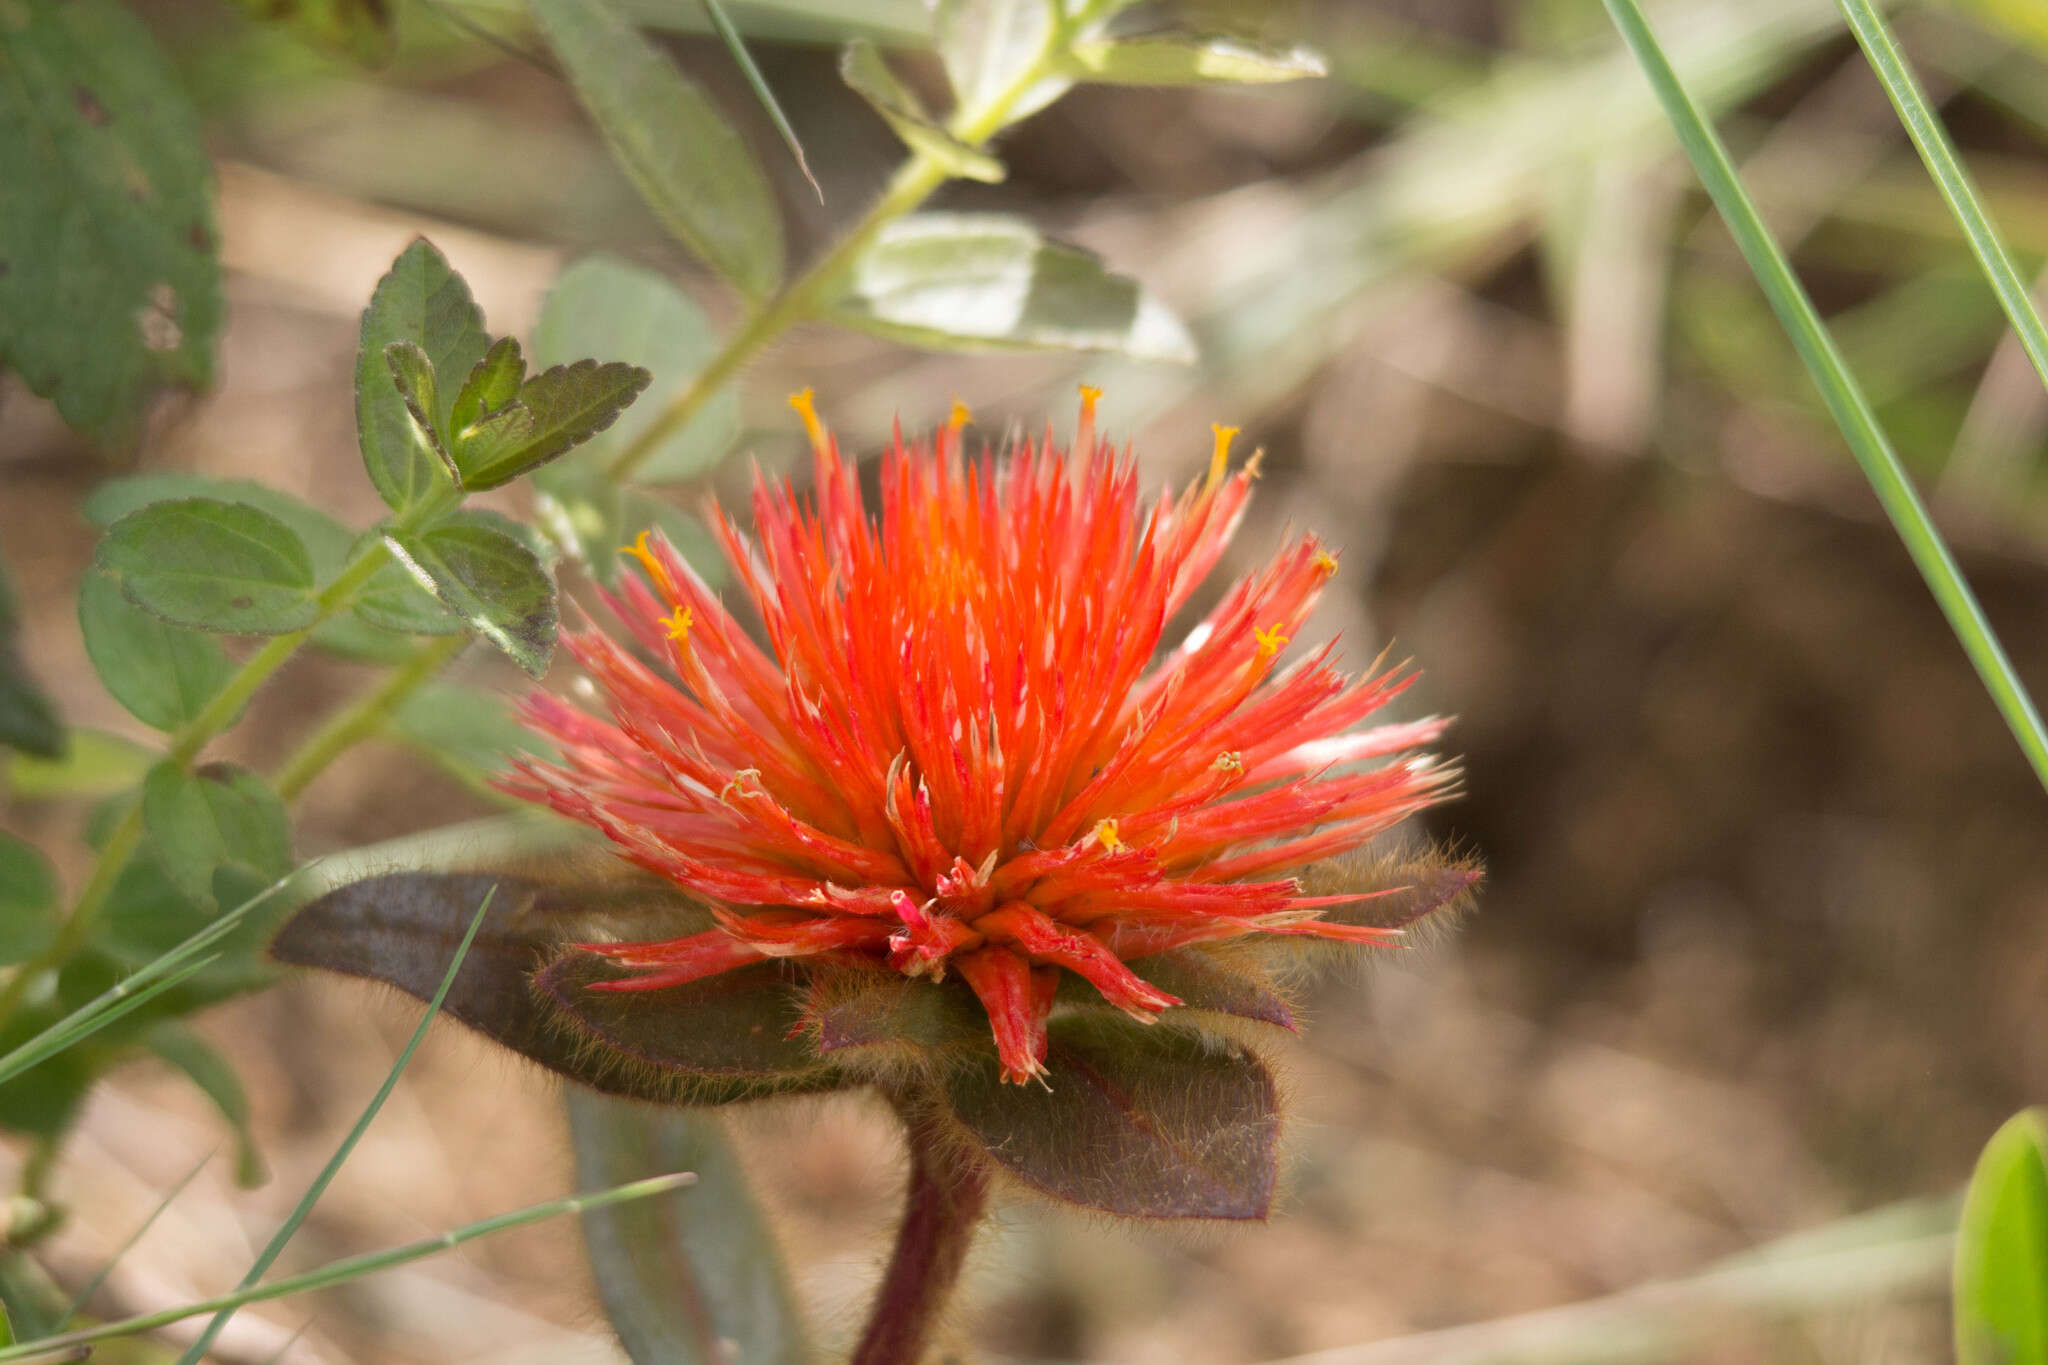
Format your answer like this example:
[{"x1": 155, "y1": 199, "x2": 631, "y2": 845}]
[
  {"x1": 1600, "y1": 0, "x2": 2048, "y2": 796},
  {"x1": 0, "y1": 875, "x2": 288, "y2": 1085},
  {"x1": 567, "y1": 1090, "x2": 808, "y2": 1364},
  {"x1": 61, "y1": 1150, "x2": 214, "y2": 1326},
  {"x1": 0, "y1": 1174, "x2": 696, "y2": 1362},
  {"x1": 1955, "y1": 1109, "x2": 2048, "y2": 1365},
  {"x1": 1836, "y1": 0, "x2": 2048, "y2": 397},
  {"x1": 175, "y1": 886, "x2": 499, "y2": 1364},
  {"x1": 699, "y1": 0, "x2": 820, "y2": 200}
]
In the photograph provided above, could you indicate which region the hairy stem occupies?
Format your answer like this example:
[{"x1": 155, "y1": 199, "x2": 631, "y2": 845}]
[{"x1": 850, "y1": 1095, "x2": 992, "y2": 1365}]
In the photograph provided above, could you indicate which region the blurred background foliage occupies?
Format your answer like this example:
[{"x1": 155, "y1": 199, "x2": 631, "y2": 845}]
[{"x1": 5, "y1": 0, "x2": 2048, "y2": 1360}]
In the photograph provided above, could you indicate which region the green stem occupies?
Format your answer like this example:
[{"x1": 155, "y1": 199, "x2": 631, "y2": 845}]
[
  {"x1": 1602, "y1": 0, "x2": 2048, "y2": 796},
  {"x1": 0, "y1": 537, "x2": 396, "y2": 1032},
  {"x1": 272, "y1": 634, "x2": 468, "y2": 803},
  {"x1": 1835, "y1": 0, "x2": 2048, "y2": 397},
  {"x1": 605, "y1": 15, "x2": 1069, "y2": 482},
  {"x1": 0, "y1": 1175, "x2": 695, "y2": 1363}
]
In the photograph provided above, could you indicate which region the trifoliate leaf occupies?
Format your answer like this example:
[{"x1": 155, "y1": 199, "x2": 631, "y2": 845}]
[
  {"x1": 453, "y1": 359, "x2": 651, "y2": 490},
  {"x1": 356, "y1": 239, "x2": 489, "y2": 514}
]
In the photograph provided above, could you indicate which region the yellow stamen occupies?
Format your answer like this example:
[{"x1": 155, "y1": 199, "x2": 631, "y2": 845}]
[
  {"x1": 1092, "y1": 818, "x2": 1125, "y2": 854},
  {"x1": 788, "y1": 387, "x2": 827, "y2": 453},
  {"x1": 1213, "y1": 751, "x2": 1244, "y2": 774},
  {"x1": 621, "y1": 530, "x2": 663, "y2": 583},
  {"x1": 1313, "y1": 548, "x2": 1340, "y2": 578},
  {"x1": 663, "y1": 605, "x2": 693, "y2": 644},
  {"x1": 948, "y1": 398, "x2": 973, "y2": 432},
  {"x1": 1245, "y1": 446, "x2": 1266, "y2": 481},
  {"x1": 1206, "y1": 424, "x2": 1239, "y2": 493},
  {"x1": 1080, "y1": 385, "x2": 1102, "y2": 421},
  {"x1": 1254, "y1": 623, "x2": 1289, "y2": 659}
]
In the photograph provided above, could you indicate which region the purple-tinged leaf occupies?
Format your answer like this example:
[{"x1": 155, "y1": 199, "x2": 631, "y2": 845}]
[
  {"x1": 810, "y1": 970, "x2": 988, "y2": 1060},
  {"x1": 940, "y1": 1014, "x2": 1279, "y2": 1220}
]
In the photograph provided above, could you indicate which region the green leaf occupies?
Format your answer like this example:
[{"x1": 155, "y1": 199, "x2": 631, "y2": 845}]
[
  {"x1": 940, "y1": 1014, "x2": 1278, "y2": 1220},
  {"x1": 226, "y1": 0, "x2": 394, "y2": 66},
  {"x1": 97, "y1": 856, "x2": 283, "y2": 1008},
  {"x1": 271, "y1": 869, "x2": 837, "y2": 1104},
  {"x1": 1055, "y1": 949, "x2": 1295, "y2": 1030},
  {"x1": 0, "y1": 832, "x2": 59, "y2": 968},
  {"x1": 0, "y1": 557, "x2": 62, "y2": 759},
  {"x1": 830, "y1": 214, "x2": 1197, "y2": 363},
  {"x1": 528, "y1": 0, "x2": 783, "y2": 297},
  {"x1": 567, "y1": 1089, "x2": 808, "y2": 1365},
  {"x1": 841, "y1": 39, "x2": 1004, "y2": 183},
  {"x1": 352, "y1": 540, "x2": 464, "y2": 637},
  {"x1": 383, "y1": 340, "x2": 458, "y2": 486},
  {"x1": 533, "y1": 256, "x2": 738, "y2": 485},
  {"x1": 1956, "y1": 1108, "x2": 2048, "y2": 1365},
  {"x1": 144, "y1": 1022, "x2": 265, "y2": 1187},
  {"x1": 389, "y1": 683, "x2": 543, "y2": 783},
  {"x1": 811, "y1": 970, "x2": 988, "y2": 1064},
  {"x1": 356, "y1": 239, "x2": 490, "y2": 514},
  {"x1": 934, "y1": 0, "x2": 1069, "y2": 124},
  {"x1": 453, "y1": 359, "x2": 652, "y2": 490},
  {"x1": 78, "y1": 571, "x2": 237, "y2": 733},
  {"x1": 84, "y1": 474, "x2": 355, "y2": 584},
  {"x1": 5, "y1": 728, "x2": 153, "y2": 800},
  {"x1": 0, "y1": 0, "x2": 221, "y2": 446},
  {"x1": 95, "y1": 498, "x2": 317, "y2": 635},
  {"x1": 383, "y1": 515, "x2": 559, "y2": 676},
  {"x1": 450, "y1": 335, "x2": 525, "y2": 437},
  {"x1": 140, "y1": 762, "x2": 292, "y2": 907},
  {"x1": 1067, "y1": 37, "x2": 1327, "y2": 86}
]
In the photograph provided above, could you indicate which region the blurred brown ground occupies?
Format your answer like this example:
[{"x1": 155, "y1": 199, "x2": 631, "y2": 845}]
[{"x1": 4, "y1": 2, "x2": 2048, "y2": 1361}]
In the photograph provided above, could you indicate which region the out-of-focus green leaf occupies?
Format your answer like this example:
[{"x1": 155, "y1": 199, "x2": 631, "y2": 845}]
[
  {"x1": 453, "y1": 360, "x2": 652, "y2": 490},
  {"x1": 534, "y1": 256, "x2": 738, "y2": 486},
  {"x1": 356, "y1": 239, "x2": 490, "y2": 514},
  {"x1": 384, "y1": 516, "x2": 558, "y2": 676},
  {"x1": 0, "y1": 832, "x2": 60, "y2": 968},
  {"x1": 451, "y1": 336, "x2": 525, "y2": 437},
  {"x1": 390, "y1": 683, "x2": 541, "y2": 782},
  {"x1": 841, "y1": 39, "x2": 1004, "y2": 182},
  {"x1": 96, "y1": 857, "x2": 283, "y2": 1009},
  {"x1": 1937, "y1": 0, "x2": 2048, "y2": 58},
  {"x1": 78, "y1": 572, "x2": 237, "y2": 733},
  {"x1": 95, "y1": 499, "x2": 317, "y2": 635},
  {"x1": 84, "y1": 474, "x2": 355, "y2": 584},
  {"x1": 383, "y1": 340, "x2": 458, "y2": 485},
  {"x1": 567, "y1": 1089, "x2": 809, "y2": 1365},
  {"x1": 830, "y1": 213, "x2": 1197, "y2": 363},
  {"x1": 228, "y1": 0, "x2": 395, "y2": 66},
  {"x1": 934, "y1": 0, "x2": 1068, "y2": 122},
  {"x1": 1067, "y1": 36, "x2": 1326, "y2": 86},
  {"x1": 0, "y1": 0, "x2": 220, "y2": 446},
  {"x1": 530, "y1": 0, "x2": 783, "y2": 298},
  {"x1": 534, "y1": 464, "x2": 727, "y2": 587},
  {"x1": 140, "y1": 762, "x2": 293, "y2": 907},
  {"x1": 1956, "y1": 1108, "x2": 2048, "y2": 1365},
  {"x1": 0, "y1": 557, "x2": 63, "y2": 760},
  {"x1": 143, "y1": 1023, "x2": 266, "y2": 1187},
  {"x1": 5, "y1": 729, "x2": 154, "y2": 800}
]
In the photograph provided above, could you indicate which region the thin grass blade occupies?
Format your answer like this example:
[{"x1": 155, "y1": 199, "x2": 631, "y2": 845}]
[
  {"x1": 174, "y1": 886, "x2": 500, "y2": 1364},
  {"x1": 1836, "y1": 0, "x2": 2048, "y2": 395},
  {"x1": 698, "y1": 0, "x2": 821, "y2": 200},
  {"x1": 1600, "y1": 0, "x2": 2048, "y2": 795},
  {"x1": 61, "y1": 1150, "x2": 216, "y2": 1326},
  {"x1": 0, "y1": 1174, "x2": 695, "y2": 1362}
]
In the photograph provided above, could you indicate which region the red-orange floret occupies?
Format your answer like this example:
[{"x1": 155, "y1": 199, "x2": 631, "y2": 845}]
[{"x1": 505, "y1": 390, "x2": 1454, "y2": 1084}]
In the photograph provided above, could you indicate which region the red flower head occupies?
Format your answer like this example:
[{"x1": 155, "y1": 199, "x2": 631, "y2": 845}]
[{"x1": 507, "y1": 390, "x2": 1456, "y2": 1084}]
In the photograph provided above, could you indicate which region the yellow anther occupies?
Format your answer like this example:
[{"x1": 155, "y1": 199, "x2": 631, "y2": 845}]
[
  {"x1": 1206, "y1": 424, "x2": 1239, "y2": 493},
  {"x1": 1076, "y1": 385, "x2": 1103, "y2": 451},
  {"x1": 718, "y1": 768, "x2": 764, "y2": 806},
  {"x1": 663, "y1": 605, "x2": 693, "y2": 644},
  {"x1": 1254, "y1": 623, "x2": 1289, "y2": 659},
  {"x1": 1092, "y1": 818, "x2": 1125, "y2": 854},
  {"x1": 948, "y1": 398, "x2": 973, "y2": 432},
  {"x1": 1313, "y1": 548, "x2": 1340, "y2": 578},
  {"x1": 1246, "y1": 446, "x2": 1266, "y2": 480},
  {"x1": 1213, "y1": 751, "x2": 1244, "y2": 774},
  {"x1": 621, "y1": 530, "x2": 665, "y2": 584},
  {"x1": 1079, "y1": 385, "x2": 1102, "y2": 420},
  {"x1": 788, "y1": 387, "x2": 827, "y2": 453}
]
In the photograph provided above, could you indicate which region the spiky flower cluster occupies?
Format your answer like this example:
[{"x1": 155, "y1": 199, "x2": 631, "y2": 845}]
[{"x1": 508, "y1": 391, "x2": 1454, "y2": 1083}]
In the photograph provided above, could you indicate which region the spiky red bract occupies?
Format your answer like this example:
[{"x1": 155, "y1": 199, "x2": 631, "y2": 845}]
[{"x1": 506, "y1": 395, "x2": 1455, "y2": 1084}]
